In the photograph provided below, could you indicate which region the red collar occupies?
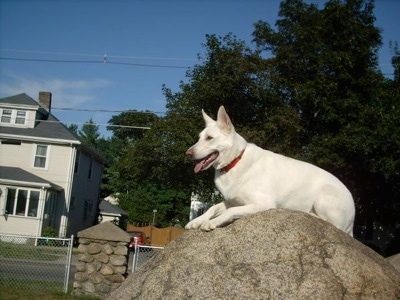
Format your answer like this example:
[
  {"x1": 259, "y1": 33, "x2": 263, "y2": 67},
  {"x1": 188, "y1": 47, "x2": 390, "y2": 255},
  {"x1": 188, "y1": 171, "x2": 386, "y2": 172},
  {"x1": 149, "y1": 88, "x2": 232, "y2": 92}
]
[{"x1": 219, "y1": 149, "x2": 245, "y2": 172}]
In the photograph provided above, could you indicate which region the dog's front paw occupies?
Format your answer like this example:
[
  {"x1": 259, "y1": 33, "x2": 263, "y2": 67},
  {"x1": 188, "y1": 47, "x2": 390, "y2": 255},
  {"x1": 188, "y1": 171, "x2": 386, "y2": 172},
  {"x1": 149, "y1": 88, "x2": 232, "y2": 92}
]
[
  {"x1": 185, "y1": 218, "x2": 204, "y2": 229},
  {"x1": 185, "y1": 221, "x2": 197, "y2": 230},
  {"x1": 200, "y1": 221, "x2": 217, "y2": 231}
]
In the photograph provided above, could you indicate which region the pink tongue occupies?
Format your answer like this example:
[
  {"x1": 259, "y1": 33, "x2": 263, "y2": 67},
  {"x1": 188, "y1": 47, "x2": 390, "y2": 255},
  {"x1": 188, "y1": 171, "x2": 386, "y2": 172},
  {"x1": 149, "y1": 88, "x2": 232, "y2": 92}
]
[{"x1": 194, "y1": 160, "x2": 205, "y2": 173}]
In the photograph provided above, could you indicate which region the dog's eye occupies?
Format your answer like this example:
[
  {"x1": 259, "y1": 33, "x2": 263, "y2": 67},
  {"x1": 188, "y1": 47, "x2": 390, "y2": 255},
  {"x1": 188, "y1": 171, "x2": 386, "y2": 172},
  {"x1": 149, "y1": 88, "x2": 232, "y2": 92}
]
[{"x1": 206, "y1": 135, "x2": 213, "y2": 141}]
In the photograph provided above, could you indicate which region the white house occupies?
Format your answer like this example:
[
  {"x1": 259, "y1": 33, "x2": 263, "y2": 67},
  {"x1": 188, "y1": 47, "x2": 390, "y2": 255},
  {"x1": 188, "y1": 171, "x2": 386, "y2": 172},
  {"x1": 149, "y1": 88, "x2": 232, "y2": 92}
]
[{"x1": 0, "y1": 92, "x2": 106, "y2": 238}]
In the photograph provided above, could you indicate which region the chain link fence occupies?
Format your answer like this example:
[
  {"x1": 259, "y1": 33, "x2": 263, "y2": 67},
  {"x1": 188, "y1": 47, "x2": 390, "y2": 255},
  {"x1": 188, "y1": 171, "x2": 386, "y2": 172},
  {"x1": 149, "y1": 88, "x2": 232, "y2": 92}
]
[
  {"x1": 131, "y1": 244, "x2": 164, "y2": 272},
  {"x1": 0, "y1": 233, "x2": 74, "y2": 293}
]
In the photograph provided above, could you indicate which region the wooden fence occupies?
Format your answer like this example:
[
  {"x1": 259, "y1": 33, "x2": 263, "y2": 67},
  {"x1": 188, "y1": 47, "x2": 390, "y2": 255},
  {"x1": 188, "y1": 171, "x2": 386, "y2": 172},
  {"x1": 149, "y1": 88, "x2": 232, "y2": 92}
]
[{"x1": 126, "y1": 224, "x2": 186, "y2": 246}]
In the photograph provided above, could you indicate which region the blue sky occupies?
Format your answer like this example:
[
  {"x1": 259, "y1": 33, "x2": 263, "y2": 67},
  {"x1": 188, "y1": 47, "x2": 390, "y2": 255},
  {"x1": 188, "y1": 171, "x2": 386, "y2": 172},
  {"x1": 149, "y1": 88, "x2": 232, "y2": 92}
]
[{"x1": 0, "y1": 0, "x2": 398, "y2": 137}]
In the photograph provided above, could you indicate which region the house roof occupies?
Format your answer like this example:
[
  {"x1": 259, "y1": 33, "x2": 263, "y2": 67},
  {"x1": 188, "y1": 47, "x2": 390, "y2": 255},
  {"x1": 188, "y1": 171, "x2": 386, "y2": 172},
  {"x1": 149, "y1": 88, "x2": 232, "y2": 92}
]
[
  {"x1": 0, "y1": 166, "x2": 63, "y2": 190},
  {"x1": 0, "y1": 93, "x2": 79, "y2": 143},
  {"x1": 99, "y1": 199, "x2": 128, "y2": 216},
  {"x1": 0, "y1": 113, "x2": 80, "y2": 142},
  {"x1": 0, "y1": 93, "x2": 40, "y2": 107}
]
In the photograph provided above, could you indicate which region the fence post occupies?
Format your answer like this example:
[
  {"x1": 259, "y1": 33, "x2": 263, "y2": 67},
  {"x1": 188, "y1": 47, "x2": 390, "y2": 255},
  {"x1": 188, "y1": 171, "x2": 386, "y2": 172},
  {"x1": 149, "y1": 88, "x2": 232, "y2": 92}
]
[
  {"x1": 64, "y1": 234, "x2": 74, "y2": 293},
  {"x1": 132, "y1": 242, "x2": 141, "y2": 272}
]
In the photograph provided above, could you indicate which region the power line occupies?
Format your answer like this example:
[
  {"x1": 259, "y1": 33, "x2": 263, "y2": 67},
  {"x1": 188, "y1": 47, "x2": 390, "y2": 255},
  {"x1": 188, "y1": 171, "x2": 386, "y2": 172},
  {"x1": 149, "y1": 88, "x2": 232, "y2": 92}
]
[
  {"x1": 52, "y1": 107, "x2": 166, "y2": 115},
  {"x1": 0, "y1": 48, "x2": 200, "y2": 61},
  {"x1": 27, "y1": 118, "x2": 151, "y2": 130},
  {"x1": 107, "y1": 61, "x2": 189, "y2": 69},
  {"x1": 0, "y1": 57, "x2": 191, "y2": 69},
  {"x1": 56, "y1": 120, "x2": 151, "y2": 130},
  {"x1": 0, "y1": 57, "x2": 100, "y2": 64}
]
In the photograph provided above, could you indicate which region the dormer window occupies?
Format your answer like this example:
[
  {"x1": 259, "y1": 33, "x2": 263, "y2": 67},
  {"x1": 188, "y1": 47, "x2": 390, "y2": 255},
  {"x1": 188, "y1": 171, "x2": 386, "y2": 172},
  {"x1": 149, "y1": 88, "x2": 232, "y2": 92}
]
[
  {"x1": 1, "y1": 109, "x2": 12, "y2": 123},
  {"x1": 16, "y1": 111, "x2": 27, "y2": 124},
  {"x1": 0, "y1": 109, "x2": 27, "y2": 125}
]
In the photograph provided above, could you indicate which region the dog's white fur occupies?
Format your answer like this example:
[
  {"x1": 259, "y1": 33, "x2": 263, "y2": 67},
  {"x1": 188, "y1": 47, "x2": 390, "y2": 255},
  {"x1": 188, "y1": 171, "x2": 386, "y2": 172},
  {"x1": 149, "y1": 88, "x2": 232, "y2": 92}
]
[{"x1": 185, "y1": 106, "x2": 355, "y2": 235}]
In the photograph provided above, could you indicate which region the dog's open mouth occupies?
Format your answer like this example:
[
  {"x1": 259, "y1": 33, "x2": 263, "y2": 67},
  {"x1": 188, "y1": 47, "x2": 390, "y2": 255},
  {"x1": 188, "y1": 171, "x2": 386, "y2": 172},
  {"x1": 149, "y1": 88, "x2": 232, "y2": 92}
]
[{"x1": 194, "y1": 152, "x2": 219, "y2": 173}]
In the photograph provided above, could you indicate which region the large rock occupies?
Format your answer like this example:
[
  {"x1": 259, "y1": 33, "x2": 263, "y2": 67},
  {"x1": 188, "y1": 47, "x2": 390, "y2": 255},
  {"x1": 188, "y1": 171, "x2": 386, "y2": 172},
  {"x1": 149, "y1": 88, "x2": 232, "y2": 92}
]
[
  {"x1": 106, "y1": 209, "x2": 400, "y2": 300},
  {"x1": 387, "y1": 253, "x2": 400, "y2": 273}
]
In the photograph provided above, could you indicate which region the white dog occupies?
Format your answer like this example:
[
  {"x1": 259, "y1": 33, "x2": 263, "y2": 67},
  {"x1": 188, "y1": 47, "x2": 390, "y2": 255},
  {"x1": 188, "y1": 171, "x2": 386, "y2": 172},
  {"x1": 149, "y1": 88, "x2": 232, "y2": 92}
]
[{"x1": 185, "y1": 106, "x2": 355, "y2": 235}]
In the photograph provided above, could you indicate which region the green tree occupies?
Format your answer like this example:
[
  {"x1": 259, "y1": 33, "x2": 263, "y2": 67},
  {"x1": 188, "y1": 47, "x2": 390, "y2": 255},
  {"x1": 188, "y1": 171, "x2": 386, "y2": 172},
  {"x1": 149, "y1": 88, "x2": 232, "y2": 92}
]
[
  {"x1": 67, "y1": 123, "x2": 78, "y2": 135},
  {"x1": 100, "y1": 110, "x2": 159, "y2": 195},
  {"x1": 109, "y1": 114, "x2": 197, "y2": 226},
  {"x1": 253, "y1": 0, "x2": 382, "y2": 140},
  {"x1": 107, "y1": 110, "x2": 158, "y2": 143},
  {"x1": 165, "y1": 33, "x2": 303, "y2": 155},
  {"x1": 79, "y1": 118, "x2": 101, "y2": 149}
]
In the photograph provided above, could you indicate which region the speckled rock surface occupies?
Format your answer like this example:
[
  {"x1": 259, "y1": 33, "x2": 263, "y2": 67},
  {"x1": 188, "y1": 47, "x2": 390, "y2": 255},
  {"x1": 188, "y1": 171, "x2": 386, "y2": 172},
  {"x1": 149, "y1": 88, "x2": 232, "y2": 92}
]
[
  {"x1": 387, "y1": 253, "x2": 400, "y2": 273},
  {"x1": 106, "y1": 209, "x2": 400, "y2": 300}
]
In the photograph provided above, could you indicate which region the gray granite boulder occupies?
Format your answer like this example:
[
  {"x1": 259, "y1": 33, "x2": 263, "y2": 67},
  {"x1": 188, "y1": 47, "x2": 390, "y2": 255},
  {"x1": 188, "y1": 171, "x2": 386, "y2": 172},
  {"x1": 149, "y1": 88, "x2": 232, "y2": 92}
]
[
  {"x1": 387, "y1": 253, "x2": 400, "y2": 273},
  {"x1": 106, "y1": 209, "x2": 400, "y2": 300}
]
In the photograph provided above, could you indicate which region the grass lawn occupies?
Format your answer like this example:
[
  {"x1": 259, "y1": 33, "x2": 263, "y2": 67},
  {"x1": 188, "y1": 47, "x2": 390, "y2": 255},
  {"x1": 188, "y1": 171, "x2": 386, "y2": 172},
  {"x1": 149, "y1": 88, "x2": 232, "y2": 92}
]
[
  {"x1": 0, "y1": 240, "x2": 69, "y2": 261},
  {"x1": 0, "y1": 279, "x2": 100, "y2": 300},
  {"x1": 0, "y1": 287, "x2": 100, "y2": 300}
]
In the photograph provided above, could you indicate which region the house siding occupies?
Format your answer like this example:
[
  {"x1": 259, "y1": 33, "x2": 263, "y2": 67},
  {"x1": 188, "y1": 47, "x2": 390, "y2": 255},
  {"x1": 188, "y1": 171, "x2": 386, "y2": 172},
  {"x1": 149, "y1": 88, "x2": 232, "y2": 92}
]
[
  {"x1": 26, "y1": 109, "x2": 37, "y2": 128},
  {"x1": 1, "y1": 141, "x2": 72, "y2": 187},
  {"x1": 68, "y1": 150, "x2": 103, "y2": 236},
  {"x1": 0, "y1": 141, "x2": 32, "y2": 167},
  {"x1": 0, "y1": 216, "x2": 39, "y2": 236}
]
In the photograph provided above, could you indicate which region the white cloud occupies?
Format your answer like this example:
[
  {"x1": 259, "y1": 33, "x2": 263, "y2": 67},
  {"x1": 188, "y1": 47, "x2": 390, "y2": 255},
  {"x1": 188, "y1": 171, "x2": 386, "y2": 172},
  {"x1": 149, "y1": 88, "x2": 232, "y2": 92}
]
[{"x1": 0, "y1": 73, "x2": 114, "y2": 108}]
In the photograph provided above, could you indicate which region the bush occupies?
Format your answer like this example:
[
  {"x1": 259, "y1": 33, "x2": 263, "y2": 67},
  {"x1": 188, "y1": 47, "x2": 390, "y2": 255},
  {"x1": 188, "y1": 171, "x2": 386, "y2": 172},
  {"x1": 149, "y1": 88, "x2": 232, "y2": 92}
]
[{"x1": 42, "y1": 226, "x2": 58, "y2": 237}]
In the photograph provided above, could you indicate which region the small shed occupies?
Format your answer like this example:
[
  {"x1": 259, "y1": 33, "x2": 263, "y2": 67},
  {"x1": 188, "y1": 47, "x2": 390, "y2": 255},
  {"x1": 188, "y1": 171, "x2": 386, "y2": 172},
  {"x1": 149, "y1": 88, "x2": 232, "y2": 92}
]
[{"x1": 98, "y1": 199, "x2": 128, "y2": 229}]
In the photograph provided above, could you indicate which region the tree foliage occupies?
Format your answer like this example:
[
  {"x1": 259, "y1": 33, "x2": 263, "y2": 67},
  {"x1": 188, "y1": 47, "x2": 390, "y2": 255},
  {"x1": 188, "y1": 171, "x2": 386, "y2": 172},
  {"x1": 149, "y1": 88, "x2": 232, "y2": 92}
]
[
  {"x1": 78, "y1": 118, "x2": 101, "y2": 149},
  {"x1": 67, "y1": 123, "x2": 78, "y2": 135}
]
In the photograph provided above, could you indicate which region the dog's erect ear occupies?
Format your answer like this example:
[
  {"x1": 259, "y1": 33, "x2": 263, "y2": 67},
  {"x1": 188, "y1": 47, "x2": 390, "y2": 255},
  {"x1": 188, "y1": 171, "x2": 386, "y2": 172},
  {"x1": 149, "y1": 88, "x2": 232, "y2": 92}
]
[
  {"x1": 202, "y1": 109, "x2": 215, "y2": 126},
  {"x1": 217, "y1": 106, "x2": 233, "y2": 134}
]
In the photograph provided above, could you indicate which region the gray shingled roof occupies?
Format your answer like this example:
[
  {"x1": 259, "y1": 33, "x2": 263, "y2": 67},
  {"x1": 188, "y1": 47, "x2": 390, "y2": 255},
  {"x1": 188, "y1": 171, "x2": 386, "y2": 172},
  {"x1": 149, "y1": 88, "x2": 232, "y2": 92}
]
[
  {"x1": 99, "y1": 199, "x2": 128, "y2": 216},
  {"x1": 0, "y1": 113, "x2": 80, "y2": 141},
  {"x1": 0, "y1": 94, "x2": 79, "y2": 142},
  {"x1": 0, "y1": 93, "x2": 40, "y2": 107},
  {"x1": 0, "y1": 166, "x2": 62, "y2": 190}
]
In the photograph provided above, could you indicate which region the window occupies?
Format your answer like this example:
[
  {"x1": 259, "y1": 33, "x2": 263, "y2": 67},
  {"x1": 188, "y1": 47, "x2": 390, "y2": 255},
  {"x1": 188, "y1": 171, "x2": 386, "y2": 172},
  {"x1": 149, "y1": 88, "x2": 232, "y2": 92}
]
[
  {"x1": 5, "y1": 188, "x2": 40, "y2": 217},
  {"x1": 0, "y1": 109, "x2": 27, "y2": 125},
  {"x1": 34, "y1": 144, "x2": 48, "y2": 168},
  {"x1": 1, "y1": 109, "x2": 12, "y2": 123},
  {"x1": 15, "y1": 111, "x2": 27, "y2": 124},
  {"x1": 5, "y1": 189, "x2": 16, "y2": 215},
  {"x1": 28, "y1": 191, "x2": 40, "y2": 216},
  {"x1": 16, "y1": 190, "x2": 28, "y2": 215}
]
